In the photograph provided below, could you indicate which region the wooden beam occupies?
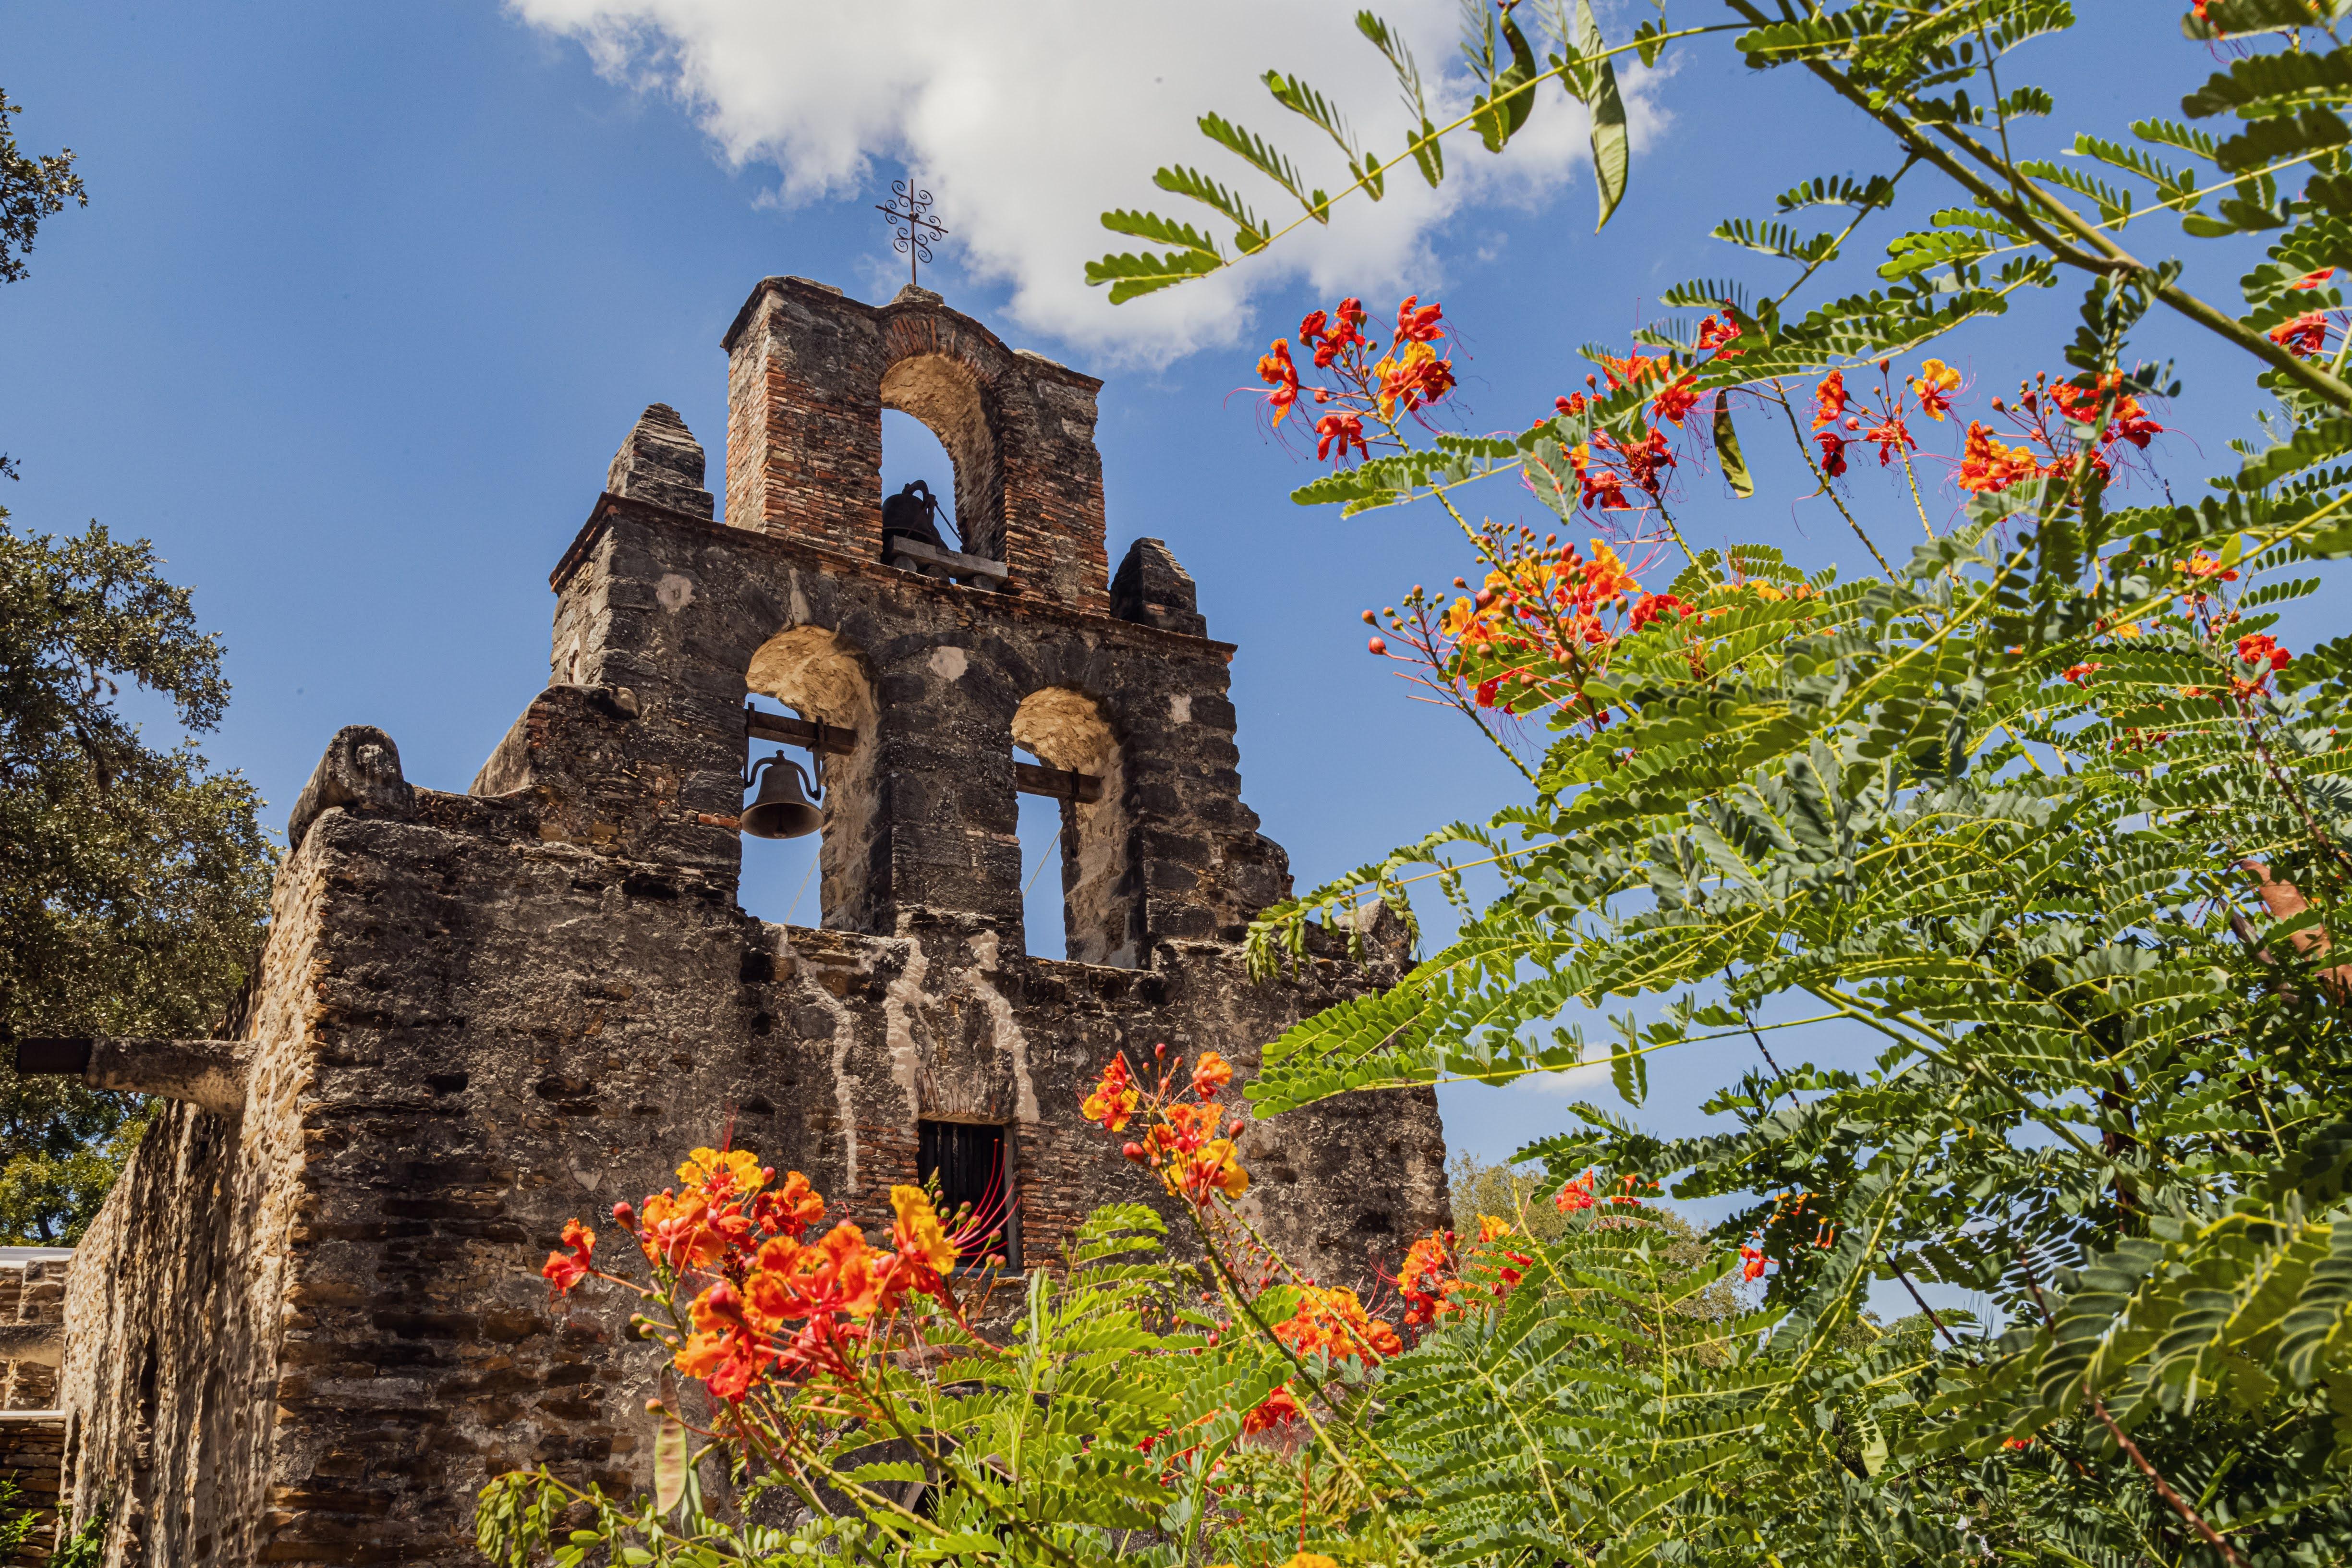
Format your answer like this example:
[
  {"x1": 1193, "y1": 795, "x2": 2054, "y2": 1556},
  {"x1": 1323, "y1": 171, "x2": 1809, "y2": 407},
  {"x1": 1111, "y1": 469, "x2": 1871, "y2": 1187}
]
[
  {"x1": 1015, "y1": 760, "x2": 1103, "y2": 804},
  {"x1": 745, "y1": 704, "x2": 858, "y2": 755}
]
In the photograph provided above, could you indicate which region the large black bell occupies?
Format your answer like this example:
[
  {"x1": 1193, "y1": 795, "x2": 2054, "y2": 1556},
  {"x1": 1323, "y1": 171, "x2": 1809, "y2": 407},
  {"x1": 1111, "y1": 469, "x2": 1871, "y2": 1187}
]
[
  {"x1": 881, "y1": 479, "x2": 947, "y2": 553},
  {"x1": 741, "y1": 754, "x2": 823, "y2": 840}
]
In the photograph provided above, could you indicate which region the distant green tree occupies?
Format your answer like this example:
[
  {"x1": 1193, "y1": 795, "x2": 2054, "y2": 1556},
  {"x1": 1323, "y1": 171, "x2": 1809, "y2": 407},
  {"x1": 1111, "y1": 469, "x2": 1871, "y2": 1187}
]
[
  {"x1": 0, "y1": 85, "x2": 271, "y2": 1245},
  {"x1": 0, "y1": 85, "x2": 85, "y2": 287},
  {"x1": 0, "y1": 522, "x2": 273, "y2": 1242}
]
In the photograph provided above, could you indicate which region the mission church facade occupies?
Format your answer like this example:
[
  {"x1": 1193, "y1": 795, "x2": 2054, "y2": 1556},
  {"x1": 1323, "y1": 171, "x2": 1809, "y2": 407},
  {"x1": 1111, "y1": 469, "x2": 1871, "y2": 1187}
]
[{"x1": 0, "y1": 276, "x2": 1447, "y2": 1565}]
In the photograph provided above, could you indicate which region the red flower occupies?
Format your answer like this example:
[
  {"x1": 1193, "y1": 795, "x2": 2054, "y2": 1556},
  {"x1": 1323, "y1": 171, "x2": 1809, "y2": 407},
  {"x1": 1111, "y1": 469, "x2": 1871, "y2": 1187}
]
[
  {"x1": 1863, "y1": 417, "x2": 1916, "y2": 465},
  {"x1": 1811, "y1": 371, "x2": 1850, "y2": 430},
  {"x1": 1257, "y1": 340, "x2": 1302, "y2": 426},
  {"x1": 1242, "y1": 1384, "x2": 1302, "y2": 1434},
  {"x1": 1555, "y1": 391, "x2": 1589, "y2": 419},
  {"x1": 1394, "y1": 293, "x2": 1445, "y2": 343},
  {"x1": 1306, "y1": 297, "x2": 1368, "y2": 367},
  {"x1": 1628, "y1": 593, "x2": 1690, "y2": 632},
  {"x1": 2062, "y1": 663, "x2": 2098, "y2": 687},
  {"x1": 2271, "y1": 311, "x2": 2329, "y2": 358},
  {"x1": 1695, "y1": 313, "x2": 1742, "y2": 354},
  {"x1": 1815, "y1": 430, "x2": 1849, "y2": 478},
  {"x1": 542, "y1": 1218, "x2": 595, "y2": 1293},
  {"x1": 1555, "y1": 1172, "x2": 1596, "y2": 1213},
  {"x1": 1738, "y1": 1245, "x2": 1767, "y2": 1282},
  {"x1": 1315, "y1": 412, "x2": 1368, "y2": 463},
  {"x1": 1191, "y1": 1050, "x2": 1234, "y2": 1097},
  {"x1": 2293, "y1": 267, "x2": 2337, "y2": 291},
  {"x1": 2237, "y1": 632, "x2": 2291, "y2": 671},
  {"x1": 1650, "y1": 373, "x2": 1701, "y2": 427}
]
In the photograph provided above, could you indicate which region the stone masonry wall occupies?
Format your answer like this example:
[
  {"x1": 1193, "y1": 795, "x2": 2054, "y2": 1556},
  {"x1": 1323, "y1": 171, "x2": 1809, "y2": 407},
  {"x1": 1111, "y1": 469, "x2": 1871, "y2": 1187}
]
[{"x1": 51, "y1": 280, "x2": 1448, "y2": 1567}]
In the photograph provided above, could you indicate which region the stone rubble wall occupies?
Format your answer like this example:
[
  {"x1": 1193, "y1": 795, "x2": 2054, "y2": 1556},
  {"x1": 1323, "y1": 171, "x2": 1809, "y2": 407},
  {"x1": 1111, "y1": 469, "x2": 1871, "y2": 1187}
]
[{"x1": 49, "y1": 278, "x2": 1449, "y2": 1567}]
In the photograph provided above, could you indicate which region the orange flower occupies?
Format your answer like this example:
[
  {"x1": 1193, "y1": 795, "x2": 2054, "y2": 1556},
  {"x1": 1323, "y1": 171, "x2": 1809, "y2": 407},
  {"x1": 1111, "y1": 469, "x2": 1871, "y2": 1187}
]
[
  {"x1": 542, "y1": 1218, "x2": 595, "y2": 1292},
  {"x1": 639, "y1": 1188, "x2": 749, "y2": 1271},
  {"x1": 678, "y1": 1147, "x2": 768, "y2": 1200},
  {"x1": 1695, "y1": 313, "x2": 1742, "y2": 354},
  {"x1": 1375, "y1": 340, "x2": 1455, "y2": 418},
  {"x1": 890, "y1": 1185, "x2": 958, "y2": 1278},
  {"x1": 1910, "y1": 358, "x2": 1961, "y2": 421},
  {"x1": 1170, "y1": 1138, "x2": 1249, "y2": 1205},
  {"x1": 1738, "y1": 1244, "x2": 1767, "y2": 1282},
  {"x1": 1258, "y1": 340, "x2": 1302, "y2": 426},
  {"x1": 2062, "y1": 663, "x2": 2098, "y2": 687},
  {"x1": 1274, "y1": 1285, "x2": 1403, "y2": 1365},
  {"x1": 1315, "y1": 412, "x2": 1369, "y2": 464},
  {"x1": 1397, "y1": 1228, "x2": 1465, "y2": 1327},
  {"x1": 1957, "y1": 422, "x2": 2040, "y2": 494},
  {"x1": 751, "y1": 1170, "x2": 825, "y2": 1240},
  {"x1": 1082, "y1": 1056, "x2": 1140, "y2": 1132},
  {"x1": 1555, "y1": 1172, "x2": 1597, "y2": 1213},
  {"x1": 748, "y1": 1219, "x2": 884, "y2": 1322},
  {"x1": 2271, "y1": 311, "x2": 2329, "y2": 358},
  {"x1": 2293, "y1": 267, "x2": 2338, "y2": 291},
  {"x1": 1191, "y1": 1050, "x2": 1233, "y2": 1097},
  {"x1": 1811, "y1": 371, "x2": 1850, "y2": 430},
  {"x1": 1595, "y1": 349, "x2": 1671, "y2": 391}
]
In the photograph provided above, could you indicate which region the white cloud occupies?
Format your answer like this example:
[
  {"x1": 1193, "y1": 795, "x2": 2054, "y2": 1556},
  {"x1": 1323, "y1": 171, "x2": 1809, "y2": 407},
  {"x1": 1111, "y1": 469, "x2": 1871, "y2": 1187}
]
[{"x1": 508, "y1": 0, "x2": 1664, "y2": 364}]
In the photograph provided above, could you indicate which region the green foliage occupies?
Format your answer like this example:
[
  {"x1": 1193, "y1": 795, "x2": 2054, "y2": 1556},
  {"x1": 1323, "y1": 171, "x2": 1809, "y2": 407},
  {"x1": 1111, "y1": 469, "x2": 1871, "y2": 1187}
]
[
  {"x1": 0, "y1": 521, "x2": 273, "y2": 1241},
  {"x1": 0, "y1": 86, "x2": 84, "y2": 287}
]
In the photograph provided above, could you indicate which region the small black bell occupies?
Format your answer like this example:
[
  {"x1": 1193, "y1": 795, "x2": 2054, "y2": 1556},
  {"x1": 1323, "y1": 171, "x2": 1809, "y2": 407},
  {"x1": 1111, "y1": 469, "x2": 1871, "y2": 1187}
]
[
  {"x1": 881, "y1": 479, "x2": 947, "y2": 553},
  {"x1": 741, "y1": 754, "x2": 823, "y2": 839}
]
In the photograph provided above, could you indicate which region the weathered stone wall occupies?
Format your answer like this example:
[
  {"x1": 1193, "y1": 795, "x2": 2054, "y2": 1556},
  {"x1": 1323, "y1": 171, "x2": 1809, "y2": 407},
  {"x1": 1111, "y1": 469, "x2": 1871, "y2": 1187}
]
[
  {"x1": 2, "y1": 1413, "x2": 64, "y2": 1565},
  {"x1": 50, "y1": 277, "x2": 1448, "y2": 1566}
]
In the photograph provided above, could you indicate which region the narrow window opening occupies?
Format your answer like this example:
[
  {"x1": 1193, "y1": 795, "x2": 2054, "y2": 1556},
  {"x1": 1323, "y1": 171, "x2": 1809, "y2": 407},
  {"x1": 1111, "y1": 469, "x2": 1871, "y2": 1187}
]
[
  {"x1": 917, "y1": 1119, "x2": 1018, "y2": 1270},
  {"x1": 881, "y1": 410, "x2": 963, "y2": 553},
  {"x1": 1012, "y1": 744, "x2": 1068, "y2": 960}
]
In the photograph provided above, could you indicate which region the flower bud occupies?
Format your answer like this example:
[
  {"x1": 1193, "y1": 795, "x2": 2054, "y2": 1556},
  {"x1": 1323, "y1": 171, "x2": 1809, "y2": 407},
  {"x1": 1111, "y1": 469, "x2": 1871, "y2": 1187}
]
[
  {"x1": 1367, "y1": 637, "x2": 1387, "y2": 655},
  {"x1": 1122, "y1": 1142, "x2": 1147, "y2": 1163},
  {"x1": 611, "y1": 1201, "x2": 636, "y2": 1230},
  {"x1": 1990, "y1": 397, "x2": 2005, "y2": 412},
  {"x1": 1361, "y1": 609, "x2": 1376, "y2": 624},
  {"x1": 1154, "y1": 1041, "x2": 1167, "y2": 1057}
]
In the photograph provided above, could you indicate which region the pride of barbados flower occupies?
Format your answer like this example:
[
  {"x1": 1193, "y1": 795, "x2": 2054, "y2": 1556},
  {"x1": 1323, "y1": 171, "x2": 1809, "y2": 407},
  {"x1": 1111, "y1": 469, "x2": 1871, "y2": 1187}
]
[{"x1": 537, "y1": 1144, "x2": 969, "y2": 1405}]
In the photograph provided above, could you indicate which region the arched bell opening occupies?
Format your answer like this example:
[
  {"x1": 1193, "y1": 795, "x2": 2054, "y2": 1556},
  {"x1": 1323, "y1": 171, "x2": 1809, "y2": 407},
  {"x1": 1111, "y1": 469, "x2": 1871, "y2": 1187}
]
[
  {"x1": 1010, "y1": 687, "x2": 1134, "y2": 967},
  {"x1": 743, "y1": 626, "x2": 880, "y2": 934},
  {"x1": 881, "y1": 352, "x2": 1005, "y2": 563}
]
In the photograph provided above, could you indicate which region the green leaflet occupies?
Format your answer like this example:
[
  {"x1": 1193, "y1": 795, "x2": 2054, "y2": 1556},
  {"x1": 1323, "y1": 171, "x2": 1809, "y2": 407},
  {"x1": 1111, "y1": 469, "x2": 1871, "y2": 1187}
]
[
  {"x1": 1576, "y1": 0, "x2": 1629, "y2": 231},
  {"x1": 1714, "y1": 391, "x2": 1755, "y2": 498}
]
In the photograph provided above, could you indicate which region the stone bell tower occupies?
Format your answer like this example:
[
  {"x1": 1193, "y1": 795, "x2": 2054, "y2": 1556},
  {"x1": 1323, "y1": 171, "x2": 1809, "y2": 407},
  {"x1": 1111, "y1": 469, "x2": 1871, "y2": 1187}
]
[{"x1": 32, "y1": 277, "x2": 1449, "y2": 1566}]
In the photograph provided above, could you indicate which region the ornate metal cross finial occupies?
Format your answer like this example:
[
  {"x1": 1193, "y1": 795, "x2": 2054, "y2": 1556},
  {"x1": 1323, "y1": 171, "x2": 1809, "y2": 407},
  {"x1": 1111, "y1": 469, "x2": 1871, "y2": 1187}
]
[{"x1": 874, "y1": 180, "x2": 949, "y2": 289}]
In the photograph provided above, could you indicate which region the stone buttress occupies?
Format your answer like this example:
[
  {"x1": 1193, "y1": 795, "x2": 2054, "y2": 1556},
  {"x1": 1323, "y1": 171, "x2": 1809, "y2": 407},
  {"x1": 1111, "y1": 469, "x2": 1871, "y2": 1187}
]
[{"x1": 42, "y1": 278, "x2": 1450, "y2": 1567}]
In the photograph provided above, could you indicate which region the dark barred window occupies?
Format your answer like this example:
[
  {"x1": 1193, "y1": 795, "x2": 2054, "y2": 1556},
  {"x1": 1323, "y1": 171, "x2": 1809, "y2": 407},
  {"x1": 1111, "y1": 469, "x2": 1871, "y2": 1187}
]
[{"x1": 917, "y1": 1120, "x2": 1018, "y2": 1270}]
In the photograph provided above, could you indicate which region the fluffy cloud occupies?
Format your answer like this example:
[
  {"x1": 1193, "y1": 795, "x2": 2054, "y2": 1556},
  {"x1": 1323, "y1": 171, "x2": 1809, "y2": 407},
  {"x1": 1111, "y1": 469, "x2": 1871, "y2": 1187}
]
[{"x1": 508, "y1": 0, "x2": 1659, "y2": 363}]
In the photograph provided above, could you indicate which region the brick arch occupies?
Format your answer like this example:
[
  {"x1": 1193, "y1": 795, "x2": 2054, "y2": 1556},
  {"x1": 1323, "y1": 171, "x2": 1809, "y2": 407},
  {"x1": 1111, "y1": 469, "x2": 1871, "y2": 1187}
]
[
  {"x1": 723, "y1": 278, "x2": 1111, "y2": 612},
  {"x1": 879, "y1": 349, "x2": 1006, "y2": 560}
]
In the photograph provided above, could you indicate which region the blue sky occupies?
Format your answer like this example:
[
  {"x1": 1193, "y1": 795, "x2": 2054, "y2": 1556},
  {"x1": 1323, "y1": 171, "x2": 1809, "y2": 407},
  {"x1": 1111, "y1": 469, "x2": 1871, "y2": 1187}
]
[{"x1": 6, "y1": 1, "x2": 2328, "y2": 1185}]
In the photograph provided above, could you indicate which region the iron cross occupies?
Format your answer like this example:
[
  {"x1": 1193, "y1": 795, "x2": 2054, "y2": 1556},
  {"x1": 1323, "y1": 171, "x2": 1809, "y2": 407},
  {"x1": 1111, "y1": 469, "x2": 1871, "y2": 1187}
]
[{"x1": 874, "y1": 180, "x2": 949, "y2": 288}]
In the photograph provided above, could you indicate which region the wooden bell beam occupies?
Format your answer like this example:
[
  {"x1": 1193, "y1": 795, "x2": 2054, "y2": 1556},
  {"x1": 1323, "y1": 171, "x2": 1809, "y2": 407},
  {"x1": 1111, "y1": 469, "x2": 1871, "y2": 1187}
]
[{"x1": 744, "y1": 704, "x2": 1101, "y2": 802}]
